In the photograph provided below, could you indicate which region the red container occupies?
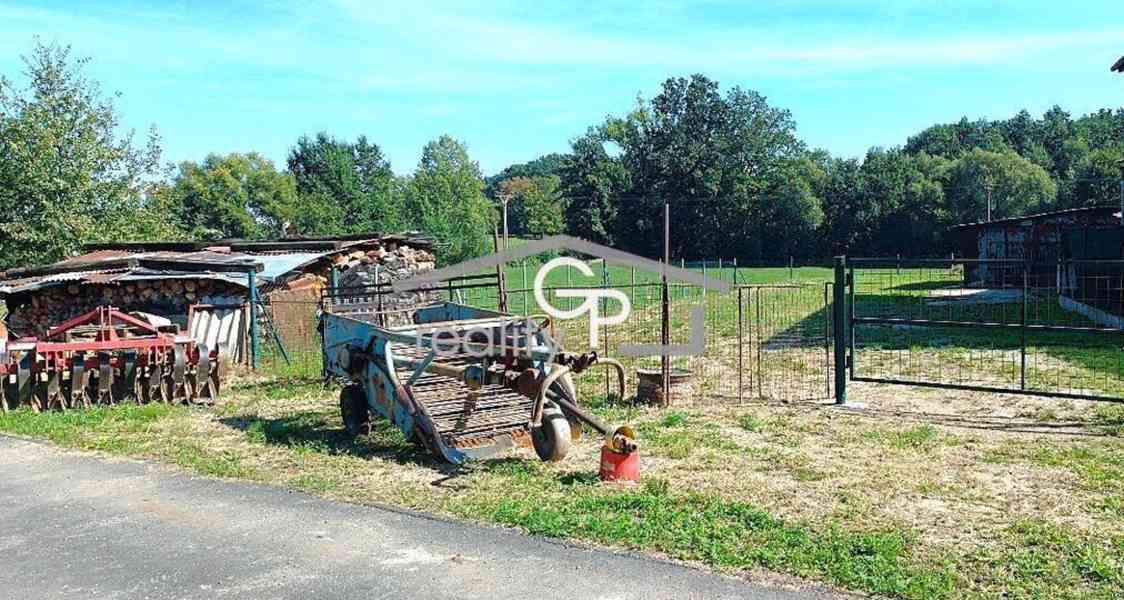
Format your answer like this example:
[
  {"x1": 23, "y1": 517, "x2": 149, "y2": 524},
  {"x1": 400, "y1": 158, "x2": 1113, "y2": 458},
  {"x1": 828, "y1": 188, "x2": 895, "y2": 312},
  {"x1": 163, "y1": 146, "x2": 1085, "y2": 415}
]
[{"x1": 599, "y1": 446, "x2": 639, "y2": 482}]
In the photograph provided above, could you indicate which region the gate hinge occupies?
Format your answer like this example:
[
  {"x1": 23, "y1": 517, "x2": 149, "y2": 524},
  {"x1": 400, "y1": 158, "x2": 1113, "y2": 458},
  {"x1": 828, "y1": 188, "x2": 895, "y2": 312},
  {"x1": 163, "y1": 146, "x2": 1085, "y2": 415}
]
[
  {"x1": 845, "y1": 273, "x2": 853, "y2": 286},
  {"x1": 846, "y1": 354, "x2": 853, "y2": 368}
]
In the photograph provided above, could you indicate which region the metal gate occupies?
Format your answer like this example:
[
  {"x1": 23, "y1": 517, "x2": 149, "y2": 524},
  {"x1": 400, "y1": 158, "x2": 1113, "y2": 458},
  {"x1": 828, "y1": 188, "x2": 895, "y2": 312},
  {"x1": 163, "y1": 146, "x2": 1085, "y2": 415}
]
[{"x1": 839, "y1": 256, "x2": 1124, "y2": 402}]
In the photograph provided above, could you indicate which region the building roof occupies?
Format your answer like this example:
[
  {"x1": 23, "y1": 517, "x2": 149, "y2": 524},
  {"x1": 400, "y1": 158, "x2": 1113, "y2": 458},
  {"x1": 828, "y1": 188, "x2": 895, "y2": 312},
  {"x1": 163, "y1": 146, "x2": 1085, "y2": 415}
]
[
  {"x1": 951, "y1": 206, "x2": 1120, "y2": 231},
  {"x1": 0, "y1": 232, "x2": 434, "y2": 297}
]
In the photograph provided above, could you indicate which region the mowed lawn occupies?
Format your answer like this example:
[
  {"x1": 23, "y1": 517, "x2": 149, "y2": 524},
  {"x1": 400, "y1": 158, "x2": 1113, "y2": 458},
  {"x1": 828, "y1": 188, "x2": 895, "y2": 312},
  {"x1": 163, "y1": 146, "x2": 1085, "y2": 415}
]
[{"x1": 1, "y1": 377, "x2": 1121, "y2": 600}]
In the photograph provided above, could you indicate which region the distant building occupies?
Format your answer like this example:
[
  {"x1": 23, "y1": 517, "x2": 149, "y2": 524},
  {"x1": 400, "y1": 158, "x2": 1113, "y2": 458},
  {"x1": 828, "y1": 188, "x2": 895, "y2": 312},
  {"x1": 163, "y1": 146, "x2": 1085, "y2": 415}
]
[
  {"x1": 951, "y1": 206, "x2": 1122, "y2": 287},
  {"x1": 953, "y1": 206, "x2": 1120, "y2": 261}
]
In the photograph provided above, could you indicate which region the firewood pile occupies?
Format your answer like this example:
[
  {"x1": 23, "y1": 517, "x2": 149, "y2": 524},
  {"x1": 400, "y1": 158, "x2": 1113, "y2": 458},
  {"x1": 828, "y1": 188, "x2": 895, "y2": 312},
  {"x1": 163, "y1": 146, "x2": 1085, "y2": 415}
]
[
  {"x1": 277, "y1": 242, "x2": 437, "y2": 298},
  {"x1": 6, "y1": 278, "x2": 244, "y2": 337}
]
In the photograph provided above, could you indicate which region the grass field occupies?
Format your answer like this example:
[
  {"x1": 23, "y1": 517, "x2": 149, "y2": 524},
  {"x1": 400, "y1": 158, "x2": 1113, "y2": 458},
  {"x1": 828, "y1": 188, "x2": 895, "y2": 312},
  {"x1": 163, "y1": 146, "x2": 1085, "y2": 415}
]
[
  {"x1": 117, "y1": 260, "x2": 1124, "y2": 598},
  {"x1": 0, "y1": 378, "x2": 1120, "y2": 599}
]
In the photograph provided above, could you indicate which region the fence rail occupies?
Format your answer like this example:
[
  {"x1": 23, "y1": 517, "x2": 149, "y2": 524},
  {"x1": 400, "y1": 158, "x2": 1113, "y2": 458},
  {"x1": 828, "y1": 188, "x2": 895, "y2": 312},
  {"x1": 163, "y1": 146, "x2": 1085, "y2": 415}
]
[
  {"x1": 256, "y1": 254, "x2": 1124, "y2": 406},
  {"x1": 846, "y1": 257, "x2": 1124, "y2": 402}
]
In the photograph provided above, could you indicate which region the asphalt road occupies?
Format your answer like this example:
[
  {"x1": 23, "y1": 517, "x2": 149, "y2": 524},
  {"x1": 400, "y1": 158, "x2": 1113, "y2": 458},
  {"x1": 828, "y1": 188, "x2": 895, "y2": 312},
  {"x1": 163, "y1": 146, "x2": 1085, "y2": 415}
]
[{"x1": 0, "y1": 435, "x2": 842, "y2": 600}]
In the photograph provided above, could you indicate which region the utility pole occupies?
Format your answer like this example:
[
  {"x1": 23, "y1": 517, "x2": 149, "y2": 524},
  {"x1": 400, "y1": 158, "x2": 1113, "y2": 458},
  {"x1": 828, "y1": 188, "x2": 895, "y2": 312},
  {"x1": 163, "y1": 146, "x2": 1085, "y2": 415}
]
[
  {"x1": 500, "y1": 195, "x2": 510, "y2": 251},
  {"x1": 984, "y1": 171, "x2": 994, "y2": 222}
]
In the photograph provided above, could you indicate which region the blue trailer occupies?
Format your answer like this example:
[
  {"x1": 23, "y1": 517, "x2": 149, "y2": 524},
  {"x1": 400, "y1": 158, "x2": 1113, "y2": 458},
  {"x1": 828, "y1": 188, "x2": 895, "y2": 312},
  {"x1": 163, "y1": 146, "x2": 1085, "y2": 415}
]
[{"x1": 320, "y1": 293, "x2": 625, "y2": 464}]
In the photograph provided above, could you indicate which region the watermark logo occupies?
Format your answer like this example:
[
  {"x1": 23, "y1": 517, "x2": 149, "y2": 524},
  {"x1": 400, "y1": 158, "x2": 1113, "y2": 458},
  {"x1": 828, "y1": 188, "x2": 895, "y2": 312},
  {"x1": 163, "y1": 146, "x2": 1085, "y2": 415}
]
[
  {"x1": 393, "y1": 235, "x2": 729, "y2": 358},
  {"x1": 533, "y1": 257, "x2": 630, "y2": 348}
]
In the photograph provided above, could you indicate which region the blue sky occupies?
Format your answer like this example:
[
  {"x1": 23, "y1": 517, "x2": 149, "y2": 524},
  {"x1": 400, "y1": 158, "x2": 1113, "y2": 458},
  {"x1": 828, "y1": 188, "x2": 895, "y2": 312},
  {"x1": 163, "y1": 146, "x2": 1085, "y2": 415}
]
[{"x1": 2, "y1": 1, "x2": 1121, "y2": 176}]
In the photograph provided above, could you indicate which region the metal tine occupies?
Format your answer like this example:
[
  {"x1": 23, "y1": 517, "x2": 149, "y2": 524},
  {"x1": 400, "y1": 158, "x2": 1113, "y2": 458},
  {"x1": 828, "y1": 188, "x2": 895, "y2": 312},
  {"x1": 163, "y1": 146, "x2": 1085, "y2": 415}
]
[
  {"x1": 119, "y1": 351, "x2": 138, "y2": 404},
  {"x1": 97, "y1": 352, "x2": 114, "y2": 405},
  {"x1": 147, "y1": 361, "x2": 165, "y2": 404},
  {"x1": 70, "y1": 352, "x2": 91, "y2": 410},
  {"x1": 0, "y1": 349, "x2": 9, "y2": 413},
  {"x1": 194, "y1": 344, "x2": 212, "y2": 405},
  {"x1": 17, "y1": 351, "x2": 35, "y2": 412},
  {"x1": 172, "y1": 344, "x2": 188, "y2": 404},
  {"x1": 45, "y1": 369, "x2": 65, "y2": 412}
]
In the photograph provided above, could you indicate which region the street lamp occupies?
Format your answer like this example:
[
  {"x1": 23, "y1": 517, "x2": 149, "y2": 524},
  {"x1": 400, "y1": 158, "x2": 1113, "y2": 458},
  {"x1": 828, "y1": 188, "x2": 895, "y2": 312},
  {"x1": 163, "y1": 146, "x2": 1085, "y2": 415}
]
[{"x1": 1112, "y1": 56, "x2": 1124, "y2": 73}]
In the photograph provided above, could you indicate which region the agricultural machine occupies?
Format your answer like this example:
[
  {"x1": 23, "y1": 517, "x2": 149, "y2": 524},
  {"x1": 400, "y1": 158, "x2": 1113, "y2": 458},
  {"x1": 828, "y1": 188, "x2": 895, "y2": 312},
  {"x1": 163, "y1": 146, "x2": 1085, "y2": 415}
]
[
  {"x1": 321, "y1": 284, "x2": 631, "y2": 465},
  {"x1": 0, "y1": 306, "x2": 223, "y2": 412}
]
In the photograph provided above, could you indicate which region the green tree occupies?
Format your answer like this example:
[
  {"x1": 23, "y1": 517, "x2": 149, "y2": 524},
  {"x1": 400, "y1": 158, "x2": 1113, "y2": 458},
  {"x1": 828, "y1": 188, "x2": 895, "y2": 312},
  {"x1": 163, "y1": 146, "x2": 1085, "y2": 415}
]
[
  {"x1": 564, "y1": 74, "x2": 805, "y2": 258},
  {"x1": 498, "y1": 175, "x2": 565, "y2": 237},
  {"x1": 944, "y1": 149, "x2": 1057, "y2": 225},
  {"x1": 0, "y1": 39, "x2": 166, "y2": 268},
  {"x1": 286, "y1": 132, "x2": 401, "y2": 235},
  {"x1": 560, "y1": 131, "x2": 629, "y2": 246},
  {"x1": 157, "y1": 153, "x2": 298, "y2": 239},
  {"x1": 403, "y1": 135, "x2": 495, "y2": 263},
  {"x1": 1069, "y1": 148, "x2": 1124, "y2": 208},
  {"x1": 485, "y1": 153, "x2": 566, "y2": 199}
]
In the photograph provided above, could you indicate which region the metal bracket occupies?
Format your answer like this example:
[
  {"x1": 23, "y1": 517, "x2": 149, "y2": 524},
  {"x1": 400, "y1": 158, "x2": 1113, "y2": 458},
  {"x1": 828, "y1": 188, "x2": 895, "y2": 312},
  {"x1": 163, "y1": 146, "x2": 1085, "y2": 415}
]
[{"x1": 407, "y1": 351, "x2": 436, "y2": 387}]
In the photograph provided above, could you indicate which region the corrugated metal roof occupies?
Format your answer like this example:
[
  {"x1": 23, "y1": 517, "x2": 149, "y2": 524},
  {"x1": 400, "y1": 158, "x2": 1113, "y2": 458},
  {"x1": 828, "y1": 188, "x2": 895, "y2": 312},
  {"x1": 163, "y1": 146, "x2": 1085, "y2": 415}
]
[
  {"x1": 0, "y1": 269, "x2": 130, "y2": 294},
  {"x1": 952, "y1": 206, "x2": 1120, "y2": 230},
  {"x1": 1, "y1": 234, "x2": 435, "y2": 297},
  {"x1": 254, "y1": 252, "x2": 327, "y2": 281}
]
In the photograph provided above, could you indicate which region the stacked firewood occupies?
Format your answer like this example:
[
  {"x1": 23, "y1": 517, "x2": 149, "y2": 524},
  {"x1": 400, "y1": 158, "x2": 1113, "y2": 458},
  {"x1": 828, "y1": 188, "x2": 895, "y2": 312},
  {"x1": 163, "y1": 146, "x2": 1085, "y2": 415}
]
[
  {"x1": 7, "y1": 279, "x2": 243, "y2": 337},
  {"x1": 278, "y1": 242, "x2": 437, "y2": 293}
]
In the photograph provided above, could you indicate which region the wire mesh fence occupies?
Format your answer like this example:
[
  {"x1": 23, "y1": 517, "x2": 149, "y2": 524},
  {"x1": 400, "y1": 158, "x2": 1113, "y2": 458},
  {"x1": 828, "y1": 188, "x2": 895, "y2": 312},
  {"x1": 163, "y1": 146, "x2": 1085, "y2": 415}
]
[
  {"x1": 849, "y1": 257, "x2": 1124, "y2": 400},
  {"x1": 256, "y1": 257, "x2": 836, "y2": 406},
  {"x1": 245, "y1": 253, "x2": 1124, "y2": 405}
]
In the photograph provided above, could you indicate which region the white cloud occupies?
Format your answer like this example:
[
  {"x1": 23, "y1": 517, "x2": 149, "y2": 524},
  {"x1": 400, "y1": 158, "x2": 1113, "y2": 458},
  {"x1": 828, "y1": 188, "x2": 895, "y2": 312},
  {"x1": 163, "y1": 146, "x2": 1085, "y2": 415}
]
[{"x1": 328, "y1": 0, "x2": 1123, "y2": 72}]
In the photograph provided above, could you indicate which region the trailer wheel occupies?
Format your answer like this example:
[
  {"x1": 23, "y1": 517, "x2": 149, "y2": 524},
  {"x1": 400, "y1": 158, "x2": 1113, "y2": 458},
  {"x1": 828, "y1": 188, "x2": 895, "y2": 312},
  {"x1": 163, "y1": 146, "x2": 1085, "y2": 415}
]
[
  {"x1": 532, "y1": 406, "x2": 571, "y2": 462},
  {"x1": 340, "y1": 385, "x2": 371, "y2": 437}
]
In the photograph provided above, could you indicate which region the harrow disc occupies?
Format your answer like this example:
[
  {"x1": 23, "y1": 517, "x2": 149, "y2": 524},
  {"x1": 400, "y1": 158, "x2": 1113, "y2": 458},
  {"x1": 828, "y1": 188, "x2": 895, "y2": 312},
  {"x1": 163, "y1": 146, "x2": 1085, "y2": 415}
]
[
  {"x1": 96, "y1": 352, "x2": 115, "y2": 405},
  {"x1": 0, "y1": 374, "x2": 9, "y2": 413},
  {"x1": 44, "y1": 370, "x2": 66, "y2": 412},
  {"x1": 114, "y1": 351, "x2": 139, "y2": 404},
  {"x1": 69, "y1": 352, "x2": 92, "y2": 410},
  {"x1": 16, "y1": 352, "x2": 34, "y2": 411},
  {"x1": 167, "y1": 344, "x2": 189, "y2": 404},
  {"x1": 145, "y1": 363, "x2": 168, "y2": 404}
]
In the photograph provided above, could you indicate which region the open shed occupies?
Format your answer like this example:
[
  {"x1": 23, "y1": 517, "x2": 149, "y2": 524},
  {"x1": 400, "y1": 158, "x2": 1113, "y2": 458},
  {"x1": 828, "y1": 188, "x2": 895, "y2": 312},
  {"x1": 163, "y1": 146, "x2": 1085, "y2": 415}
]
[{"x1": 0, "y1": 233, "x2": 436, "y2": 362}]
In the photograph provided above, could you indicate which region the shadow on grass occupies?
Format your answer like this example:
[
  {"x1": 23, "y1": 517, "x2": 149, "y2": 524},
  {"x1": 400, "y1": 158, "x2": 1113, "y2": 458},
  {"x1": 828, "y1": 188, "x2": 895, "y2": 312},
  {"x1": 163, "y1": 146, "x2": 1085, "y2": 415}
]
[
  {"x1": 722, "y1": 394, "x2": 1122, "y2": 437},
  {"x1": 220, "y1": 411, "x2": 442, "y2": 468}
]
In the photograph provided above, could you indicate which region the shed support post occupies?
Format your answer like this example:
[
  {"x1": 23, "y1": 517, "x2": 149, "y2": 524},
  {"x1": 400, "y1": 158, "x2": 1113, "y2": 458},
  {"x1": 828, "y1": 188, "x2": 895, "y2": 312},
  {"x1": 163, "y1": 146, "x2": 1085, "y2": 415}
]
[{"x1": 248, "y1": 269, "x2": 258, "y2": 370}]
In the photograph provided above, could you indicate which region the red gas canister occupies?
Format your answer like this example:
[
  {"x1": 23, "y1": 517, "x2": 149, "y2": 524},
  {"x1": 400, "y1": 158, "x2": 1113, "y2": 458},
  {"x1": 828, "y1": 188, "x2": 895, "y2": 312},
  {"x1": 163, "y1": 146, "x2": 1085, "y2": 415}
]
[{"x1": 599, "y1": 426, "x2": 639, "y2": 482}]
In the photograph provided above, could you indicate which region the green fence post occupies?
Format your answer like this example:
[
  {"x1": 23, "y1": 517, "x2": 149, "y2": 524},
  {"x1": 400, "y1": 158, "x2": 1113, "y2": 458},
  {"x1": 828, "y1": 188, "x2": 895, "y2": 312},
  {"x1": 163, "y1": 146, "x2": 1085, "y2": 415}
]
[
  {"x1": 248, "y1": 269, "x2": 258, "y2": 370},
  {"x1": 832, "y1": 256, "x2": 847, "y2": 405}
]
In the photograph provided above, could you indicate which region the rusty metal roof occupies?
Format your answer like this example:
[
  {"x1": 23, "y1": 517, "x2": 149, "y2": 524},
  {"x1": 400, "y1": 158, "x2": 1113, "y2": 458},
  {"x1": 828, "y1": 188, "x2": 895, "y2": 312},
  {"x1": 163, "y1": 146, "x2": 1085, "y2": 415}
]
[{"x1": 1, "y1": 233, "x2": 436, "y2": 297}]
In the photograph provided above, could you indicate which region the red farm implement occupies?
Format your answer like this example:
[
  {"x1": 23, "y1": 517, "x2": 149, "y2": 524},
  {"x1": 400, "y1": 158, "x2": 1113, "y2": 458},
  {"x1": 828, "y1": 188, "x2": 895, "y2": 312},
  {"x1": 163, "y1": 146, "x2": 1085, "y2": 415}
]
[{"x1": 0, "y1": 306, "x2": 222, "y2": 412}]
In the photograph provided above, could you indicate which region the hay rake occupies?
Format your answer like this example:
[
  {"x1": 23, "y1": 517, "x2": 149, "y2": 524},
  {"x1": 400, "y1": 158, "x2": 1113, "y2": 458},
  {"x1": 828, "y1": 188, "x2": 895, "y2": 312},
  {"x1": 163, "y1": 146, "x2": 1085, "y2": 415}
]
[{"x1": 0, "y1": 306, "x2": 222, "y2": 412}]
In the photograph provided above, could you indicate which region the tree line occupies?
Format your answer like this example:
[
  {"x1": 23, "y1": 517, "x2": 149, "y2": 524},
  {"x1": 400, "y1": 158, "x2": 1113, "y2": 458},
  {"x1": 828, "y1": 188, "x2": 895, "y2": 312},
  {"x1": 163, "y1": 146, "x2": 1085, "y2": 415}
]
[
  {"x1": 524, "y1": 75, "x2": 1123, "y2": 259},
  {"x1": 2, "y1": 40, "x2": 1122, "y2": 272},
  {"x1": 0, "y1": 41, "x2": 495, "y2": 269}
]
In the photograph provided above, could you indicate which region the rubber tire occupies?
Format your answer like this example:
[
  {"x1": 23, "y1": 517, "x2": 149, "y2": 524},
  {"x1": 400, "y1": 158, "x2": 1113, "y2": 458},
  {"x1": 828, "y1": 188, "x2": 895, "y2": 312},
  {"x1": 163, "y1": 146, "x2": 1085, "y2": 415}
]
[
  {"x1": 340, "y1": 385, "x2": 371, "y2": 437},
  {"x1": 532, "y1": 406, "x2": 572, "y2": 462},
  {"x1": 549, "y1": 373, "x2": 583, "y2": 441}
]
